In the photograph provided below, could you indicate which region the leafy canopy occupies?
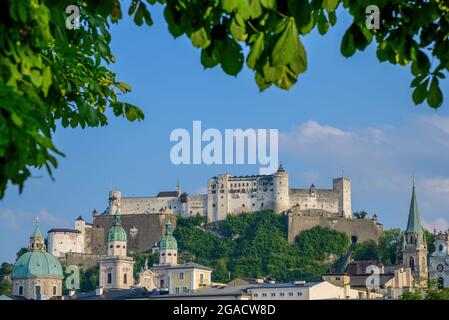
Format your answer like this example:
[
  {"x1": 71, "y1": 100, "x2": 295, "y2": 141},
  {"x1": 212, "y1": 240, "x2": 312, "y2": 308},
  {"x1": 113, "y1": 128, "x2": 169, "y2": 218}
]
[
  {"x1": 174, "y1": 211, "x2": 350, "y2": 282},
  {"x1": 2, "y1": 0, "x2": 448, "y2": 198}
]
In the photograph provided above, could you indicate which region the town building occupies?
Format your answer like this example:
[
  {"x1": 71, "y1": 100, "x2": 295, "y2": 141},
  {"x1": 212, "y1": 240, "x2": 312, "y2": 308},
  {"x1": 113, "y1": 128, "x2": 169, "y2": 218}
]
[
  {"x1": 98, "y1": 208, "x2": 134, "y2": 289},
  {"x1": 429, "y1": 230, "x2": 449, "y2": 288},
  {"x1": 11, "y1": 218, "x2": 64, "y2": 300}
]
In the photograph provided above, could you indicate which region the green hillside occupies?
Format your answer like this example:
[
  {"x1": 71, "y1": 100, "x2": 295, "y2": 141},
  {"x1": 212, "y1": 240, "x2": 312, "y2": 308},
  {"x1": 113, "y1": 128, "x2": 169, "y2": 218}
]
[{"x1": 173, "y1": 210, "x2": 350, "y2": 282}]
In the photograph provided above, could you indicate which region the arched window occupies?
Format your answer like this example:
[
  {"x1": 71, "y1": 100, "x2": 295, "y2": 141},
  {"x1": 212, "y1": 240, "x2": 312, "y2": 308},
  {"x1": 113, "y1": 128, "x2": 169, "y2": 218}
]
[
  {"x1": 409, "y1": 257, "x2": 415, "y2": 271},
  {"x1": 440, "y1": 244, "x2": 444, "y2": 252},
  {"x1": 107, "y1": 273, "x2": 112, "y2": 284},
  {"x1": 123, "y1": 273, "x2": 127, "y2": 284}
]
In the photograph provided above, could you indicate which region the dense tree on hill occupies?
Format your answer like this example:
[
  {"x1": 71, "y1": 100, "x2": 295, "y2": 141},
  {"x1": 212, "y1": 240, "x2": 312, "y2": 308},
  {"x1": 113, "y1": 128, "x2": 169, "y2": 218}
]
[{"x1": 175, "y1": 211, "x2": 350, "y2": 281}]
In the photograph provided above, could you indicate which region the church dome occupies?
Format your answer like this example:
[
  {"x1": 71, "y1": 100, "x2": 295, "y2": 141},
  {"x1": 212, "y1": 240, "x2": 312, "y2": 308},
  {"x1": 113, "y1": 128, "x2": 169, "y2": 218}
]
[
  {"x1": 13, "y1": 217, "x2": 63, "y2": 279},
  {"x1": 108, "y1": 225, "x2": 127, "y2": 242},
  {"x1": 160, "y1": 220, "x2": 177, "y2": 250},
  {"x1": 108, "y1": 207, "x2": 127, "y2": 242},
  {"x1": 12, "y1": 251, "x2": 63, "y2": 279}
]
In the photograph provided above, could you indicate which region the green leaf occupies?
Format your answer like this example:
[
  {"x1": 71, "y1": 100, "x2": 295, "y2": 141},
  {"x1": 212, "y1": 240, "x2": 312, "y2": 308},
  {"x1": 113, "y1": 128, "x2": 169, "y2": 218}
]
[
  {"x1": 11, "y1": 112, "x2": 23, "y2": 127},
  {"x1": 323, "y1": 0, "x2": 339, "y2": 13},
  {"x1": 41, "y1": 66, "x2": 52, "y2": 97},
  {"x1": 247, "y1": 32, "x2": 265, "y2": 69},
  {"x1": 427, "y1": 77, "x2": 443, "y2": 108},
  {"x1": 289, "y1": 37, "x2": 307, "y2": 74},
  {"x1": 412, "y1": 79, "x2": 428, "y2": 105},
  {"x1": 272, "y1": 19, "x2": 299, "y2": 66},
  {"x1": 116, "y1": 82, "x2": 132, "y2": 93},
  {"x1": 341, "y1": 28, "x2": 356, "y2": 57},
  {"x1": 30, "y1": 69, "x2": 42, "y2": 87},
  {"x1": 134, "y1": 3, "x2": 144, "y2": 26},
  {"x1": 191, "y1": 28, "x2": 211, "y2": 49},
  {"x1": 230, "y1": 14, "x2": 247, "y2": 41},
  {"x1": 288, "y1": 0, "x2": 313, "y2": 35},
  {"x1": 201, "y1": 45, "x2": 221, "y2": 68},
  {"x1": 222, "y1": 0, "x2": 239, "y2": 13},
  {"x1": 260, "y1": 0, "x2": 276, "y2": 9},
  {"x1": 221, "y1": 39, "x2": 244, "y2": 76}
]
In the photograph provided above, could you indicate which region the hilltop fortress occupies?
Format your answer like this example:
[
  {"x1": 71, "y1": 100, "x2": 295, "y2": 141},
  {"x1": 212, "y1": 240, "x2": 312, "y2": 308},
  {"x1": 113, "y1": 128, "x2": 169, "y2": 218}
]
[
  {"x1": 107, "y1": 164, "x2": 352, "y2": 221},
  {"x1": 48, "y1": 165, "x2": 383, "y2": 266}
]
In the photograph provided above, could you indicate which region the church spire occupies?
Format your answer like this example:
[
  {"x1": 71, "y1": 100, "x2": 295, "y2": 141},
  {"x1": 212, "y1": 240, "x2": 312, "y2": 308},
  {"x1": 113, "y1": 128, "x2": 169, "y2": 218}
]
[
  {"x1": 176, "y1": 177, "x2": 181, "y2": 195},
  {"x1": 406, "y1": 180, "x2": 423, "y2": 234}
]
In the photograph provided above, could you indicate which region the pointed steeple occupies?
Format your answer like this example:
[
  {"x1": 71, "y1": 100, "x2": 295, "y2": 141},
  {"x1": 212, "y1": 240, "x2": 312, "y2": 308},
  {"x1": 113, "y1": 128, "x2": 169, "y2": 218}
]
[
  {"x1": 31, "y1": 216, "x2": 43, "y2": 238},
  {"x1": 176, "y1": 177, "x2": 181, "y2": 195},
  {"x1": 113, "y1": 207, "x2": 122, "y2": 226},
  {"x1": 406, "y1": 179, "x2": 423, "y2": 234}
]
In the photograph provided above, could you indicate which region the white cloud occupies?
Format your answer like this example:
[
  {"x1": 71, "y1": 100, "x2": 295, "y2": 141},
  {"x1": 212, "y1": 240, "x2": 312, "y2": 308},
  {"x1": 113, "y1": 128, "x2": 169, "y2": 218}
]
[
  {"x1": 278, "y1": 115, "x2": 449, "y2": 228},
  {"x1": 422, "y1": 218, "x2": 449, "y2": 233},
  {"x1": 0, "y1": 208, "x2": 67, "y2": 232}
]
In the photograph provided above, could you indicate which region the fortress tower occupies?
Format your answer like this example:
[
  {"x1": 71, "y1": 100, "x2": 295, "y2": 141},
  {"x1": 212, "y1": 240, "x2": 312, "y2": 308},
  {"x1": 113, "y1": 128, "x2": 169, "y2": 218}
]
[
  {"x1": 273, "y1": 164, "x2": 289, "y2": 213},
  {"x1": 333, "y1": 177, "x2": 352, "y2": 218}
]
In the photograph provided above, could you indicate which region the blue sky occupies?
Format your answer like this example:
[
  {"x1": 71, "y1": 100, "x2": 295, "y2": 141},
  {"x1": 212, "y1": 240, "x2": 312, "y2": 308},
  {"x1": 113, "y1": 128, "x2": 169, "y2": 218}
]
[{"x1": 1, "y1": 5, "x2": 449, "y2": 262}]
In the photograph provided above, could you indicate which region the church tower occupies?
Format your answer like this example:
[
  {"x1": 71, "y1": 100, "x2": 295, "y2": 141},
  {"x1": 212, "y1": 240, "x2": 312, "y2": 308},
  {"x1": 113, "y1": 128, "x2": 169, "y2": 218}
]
[
  {"x1": 99, "y1": 208, "x2": 134, "y2": 289},
  {"x1": 402, "y1": 181, "x2": 428, "y2": 287},
  {"x1": 159, "y1": 220, "x2": 178, "y2": 266}
]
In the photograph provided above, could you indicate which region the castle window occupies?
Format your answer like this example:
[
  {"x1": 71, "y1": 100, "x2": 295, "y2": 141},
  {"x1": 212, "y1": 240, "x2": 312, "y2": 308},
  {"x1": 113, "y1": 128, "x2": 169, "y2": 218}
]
[
  {"x1": 19, "y1": 286, "x2": 24, "y2": 296},
  {"x1": 409, "y1": 257, "x2": 415, "y2": 271},
  {"x1": 53, "y1": 285, "x2": 57, "y2": 295},
  {"x1": 124, "y1": 273, "x2": 127, "y2": 284},
  {"x1": 107, "y1": 273, "x2": 112, "y2": 284},
  {"x1": 440, "y1": 244, "x2": 444, "y2": 252}
]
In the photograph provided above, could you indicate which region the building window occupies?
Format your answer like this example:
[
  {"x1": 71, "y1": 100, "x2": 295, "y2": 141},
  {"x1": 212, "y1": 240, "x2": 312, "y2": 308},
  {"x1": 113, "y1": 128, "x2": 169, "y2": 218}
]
[
  {"x1": 297, "y1": 292, "x2": 302, "y2": 296},
  {"x1": 271, "y1": 292, "x2": 275, "y2": 297},
  {"x1": 35, "y1": 285, "x2": 41, "y2": 297},
  {"x1": 440, "y1": 244, "x2": 444, "y2": 252},
  {"x1": 175, "y1": 287, "x2": 180, "y2": 294},
  {"x1": 183, "y1": 287, "x2": 189, "y2": 293},
  {"x1": 124, "y1": 273, "x2": 127, "y2": 284},
  {"x1": 200, "y1": 273, "x2": 204, "y2": 284},
  {"x1": 253, "y1": 293, "x2": 259, "y2": 297},
  {"x1": 179, "y1": 272, "x2": 184, "y2": 280},
  {"x1": 262, "y1": 293, "x2": 267, "y2": 297},
  {"x1": 280, "y1": 292, "x2": 284, "y2": 296},
  {"x1": 107, "y1": 273, "x2": 112, "y2": 284},
  {"x1": 289, "y1": 292, "x2": 293, "y2": 296},
  {"x1": 336, "y1": 277, "x2": 341, "y2": 280},
  {"x1": 409, "y1": 257, "x2": 415, "y2": 271},
  {"x1": 53, "y1": 285, "x2": 57, "y2": 295},
  {"x1": 168, "y1": 253, "x2": 172, "y2": 256},
  {"x1": 19, "y1": 286, "x2": 24, "y2": 296}
]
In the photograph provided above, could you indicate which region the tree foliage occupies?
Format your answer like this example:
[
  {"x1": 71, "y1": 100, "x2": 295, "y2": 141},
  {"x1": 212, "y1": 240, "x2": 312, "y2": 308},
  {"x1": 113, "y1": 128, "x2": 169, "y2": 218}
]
[
  {"x1": 2, "y1": 0, "x2": 448, "y2": 198},
  {"x1": 402, "y1": 280, "x2": 449, "y2": 300},
  {"x1": 175, "y1": 211, "x2": 350, "y2": 282}
]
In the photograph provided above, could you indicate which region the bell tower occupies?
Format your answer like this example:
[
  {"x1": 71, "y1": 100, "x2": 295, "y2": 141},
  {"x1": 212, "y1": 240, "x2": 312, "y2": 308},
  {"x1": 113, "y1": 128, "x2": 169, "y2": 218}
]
[{"x1": 402, "y1": 180, "x2": 428, "y2": 287}]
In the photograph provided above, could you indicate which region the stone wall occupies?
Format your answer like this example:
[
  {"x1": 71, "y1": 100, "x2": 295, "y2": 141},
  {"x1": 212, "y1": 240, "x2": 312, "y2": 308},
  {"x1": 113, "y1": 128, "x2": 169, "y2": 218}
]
[
  {"x1": 92, "y1": 212, "x2": 176, "y2": 255},
  {"x1": 287, "y1": 214, "x2": 384, "y2": 243},
  {"x1": 59, "y1": 252, "x2": 102, "y2": 271}
]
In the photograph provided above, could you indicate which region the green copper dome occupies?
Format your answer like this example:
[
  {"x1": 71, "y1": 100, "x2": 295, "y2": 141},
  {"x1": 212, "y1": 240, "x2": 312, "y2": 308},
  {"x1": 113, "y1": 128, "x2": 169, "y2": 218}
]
[
  {"x1": 160, "y1": 220, "x2": 177, "y2": 250},
  {"x1": 12, "y1": 218, "x2": 63, "y2": 279},
  {"x1": 107, "y1": 208, "x2": 127, "y2": 242},
  {"x1": 12, "y1": 251, "x2": 63, "y2": 279}
]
